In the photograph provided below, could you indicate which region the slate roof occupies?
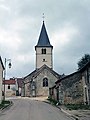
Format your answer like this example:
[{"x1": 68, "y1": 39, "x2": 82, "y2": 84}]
[{"x1": 35, "y1": 21, "x2": 53, "y2": 48}]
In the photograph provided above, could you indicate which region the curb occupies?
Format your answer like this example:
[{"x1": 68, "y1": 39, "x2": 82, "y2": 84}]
[
  {"x1": 60, "y1": 108, "x2": 79, "y2": 120},
  {"x1": 43, "y1": 100, "x2": 79, "y2": 120}
]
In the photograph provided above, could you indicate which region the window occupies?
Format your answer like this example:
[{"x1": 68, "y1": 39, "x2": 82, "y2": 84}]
[
  {"x1": 42, "y1": 48, "x2": 46, "y2": 54},
  {"x1": 43, "y1": 78, "x2": 48, "y2": 87},
  {"x1": 8, "y1": 85, "x2": 10, "y2": 89},
  {"x1": 43, "y1": 59, "x2": 45, "y2": 62}
]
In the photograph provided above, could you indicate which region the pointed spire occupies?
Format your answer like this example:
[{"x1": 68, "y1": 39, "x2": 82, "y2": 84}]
[{"x1": 35, "y1": 21, "x2": 53, "y2": 48}]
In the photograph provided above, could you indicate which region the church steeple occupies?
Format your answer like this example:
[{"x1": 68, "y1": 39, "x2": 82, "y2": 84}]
[
  {"x1": 35, "y1": 21, "x2": 53, "y2": 69},
  {"x1": 35, "y1": 21, "x2": 53, "y2": 48}
]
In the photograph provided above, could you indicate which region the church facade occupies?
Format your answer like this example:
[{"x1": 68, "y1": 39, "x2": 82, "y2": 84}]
[{"x1": 22, "y1": 21, "x2": 61, "y2": 97}]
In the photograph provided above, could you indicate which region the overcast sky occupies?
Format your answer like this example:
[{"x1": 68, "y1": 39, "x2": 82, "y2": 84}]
[{"x1": 0, "y1": 0, "x2": 90, "y2": 79}]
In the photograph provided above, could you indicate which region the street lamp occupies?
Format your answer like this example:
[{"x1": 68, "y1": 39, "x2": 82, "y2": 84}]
[{"x1": 3, "y1": 58, "x2": 12, "y2": 101}]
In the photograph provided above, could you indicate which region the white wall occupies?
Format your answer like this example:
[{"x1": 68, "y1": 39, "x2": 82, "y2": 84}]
[
  {"x1": 0, "y1": 62, "x2": 3, "y2": 103},
  {"x1": 5, "y1": 84, "x2": 16, "y2": 97}
]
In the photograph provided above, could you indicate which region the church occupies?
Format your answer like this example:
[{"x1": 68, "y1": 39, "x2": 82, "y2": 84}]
[{"x1": 22, "y1": 21, "x2": 61, "y2": 97}]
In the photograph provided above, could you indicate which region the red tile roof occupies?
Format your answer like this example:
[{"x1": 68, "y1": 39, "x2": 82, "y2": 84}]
[{"x1": 3, "y1": 80, "x2": 16, "y2": 85}]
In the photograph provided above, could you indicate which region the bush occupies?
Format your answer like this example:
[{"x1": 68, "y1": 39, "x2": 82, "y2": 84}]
[{"x1": 47, "y1": 97, "x2": 58, "y2": 105}]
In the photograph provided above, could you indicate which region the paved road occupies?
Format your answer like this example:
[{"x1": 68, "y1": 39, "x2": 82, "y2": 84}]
[{"x1": 0, "y1": 98, "x2": 73, "y2": 120}]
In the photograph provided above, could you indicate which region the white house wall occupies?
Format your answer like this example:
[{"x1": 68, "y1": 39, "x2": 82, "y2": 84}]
[
  {"x1": 0, "y1": 62, "x2": 3, "y2": 103},
  {"x1": 5, "y1": 84, "x2": 16, "y2": 97}
]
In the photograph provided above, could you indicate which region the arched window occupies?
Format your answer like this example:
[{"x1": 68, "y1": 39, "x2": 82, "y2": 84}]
[{"x1": 43, "y1": 78, "x2": 48, "y2": 87}]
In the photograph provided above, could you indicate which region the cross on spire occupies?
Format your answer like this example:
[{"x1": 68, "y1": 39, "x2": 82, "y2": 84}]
[{"x1": 42, "y1": 13, "x2": 45, "y2": 22}]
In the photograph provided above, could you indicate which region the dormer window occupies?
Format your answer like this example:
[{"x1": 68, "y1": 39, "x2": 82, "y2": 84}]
[{"x1": 42, "y1": 48, "x2": 46, "y2": 54}]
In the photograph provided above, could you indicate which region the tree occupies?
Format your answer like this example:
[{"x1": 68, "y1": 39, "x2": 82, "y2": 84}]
[{"x1": 78, "y1": 54, "x2": 90, "y2": 70}]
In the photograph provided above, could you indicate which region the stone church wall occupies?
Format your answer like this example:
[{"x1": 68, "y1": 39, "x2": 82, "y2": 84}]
[{"x1": 35, "y1": 68, "x2": 59, "y2": 96}]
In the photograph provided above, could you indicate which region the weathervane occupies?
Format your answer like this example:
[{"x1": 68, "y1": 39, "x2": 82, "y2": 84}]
[{"x1": 42, "y1": 13, "x2": 45, "y2": 22}]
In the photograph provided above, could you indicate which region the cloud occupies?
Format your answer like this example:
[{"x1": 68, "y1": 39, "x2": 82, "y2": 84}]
[
  {"x1": 0, "y1": 29, "x2": 21, "y2": 51},
  {"x1": 0, "y1": 4, "x2": 10, "y2": 11},
  {"x1": 51, "y1": 22, "x2": 79, "y2": 48},
  {"x1": 0, "y1": 0, "x2": 90, "y2": 78}
]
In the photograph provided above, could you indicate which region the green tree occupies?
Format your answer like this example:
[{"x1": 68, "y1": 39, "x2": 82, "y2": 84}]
[{"x1": 78, "y1": 54, "x2": 90, "y2": 70}]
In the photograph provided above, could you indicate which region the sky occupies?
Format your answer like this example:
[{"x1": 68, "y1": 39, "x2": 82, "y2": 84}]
[{"x1": 0, "y1": 0, "x2": 90, "y2": 79}]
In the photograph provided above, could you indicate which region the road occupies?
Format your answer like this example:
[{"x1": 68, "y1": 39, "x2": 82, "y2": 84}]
[{"x1": 0, "y1": 97, "x2": 73, "y2": 120}]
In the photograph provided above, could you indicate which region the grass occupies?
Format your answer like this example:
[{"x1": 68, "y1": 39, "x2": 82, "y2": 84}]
[
  {"x1": 0, "y1": 100, "x2": 11, "y2": 109},
  {"x1": 65, "y1": 104, "x2": 90, "y2": 110}
]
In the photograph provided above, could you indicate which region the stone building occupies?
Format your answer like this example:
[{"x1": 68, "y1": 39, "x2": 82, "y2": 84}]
[
  {"x1": 0, "y1": 56, "x2": 4, "y2": 103},
  {"x1": 16, "y1": 78, "x2": 23, "y2": 96},
  {"x1": 50, "y1": 62, "x2": 90, "y2": 105},
  {"x1": 22, "y1": 21, "x2": 60, "y2": 97}
]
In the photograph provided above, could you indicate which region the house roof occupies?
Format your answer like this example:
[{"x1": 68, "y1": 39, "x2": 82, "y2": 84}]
[
  {"x1": 0, "y1": 56, "x2": 5, "y2": 70},
  {"x1": 55, "y1": 61, "x2": 90, "y2": 84},
  {"x1": 24, "y1": 64, "x2": 61, "y2": 83},
  {"x1": 35, "y1": 21, "x2": 53, "y2": 48},
  {"x1": 78, "y1": 61, "x2": 90, "y2": 72},
  {"x1": 3, "y1": 79, "x2": 16, "y2": 85}
]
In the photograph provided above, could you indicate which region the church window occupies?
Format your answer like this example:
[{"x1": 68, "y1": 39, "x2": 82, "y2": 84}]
[
  {"x1": 42, "y1": 48, "x2": 46, "y2": 54},
  {"x1": 43, "y1": 78, "x2": 48, "y2": 87}
]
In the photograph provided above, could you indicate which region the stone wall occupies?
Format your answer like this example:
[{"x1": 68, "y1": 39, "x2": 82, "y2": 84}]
[
  {"x1": 82, "y1": 67, "x2": 90, "y2": 104},
  {"x1": 24, "y1": 82, "x2": 30, "y2": 97},
  {"x1": 61, "y1": 72, "x2": 84, "y2": 104}
]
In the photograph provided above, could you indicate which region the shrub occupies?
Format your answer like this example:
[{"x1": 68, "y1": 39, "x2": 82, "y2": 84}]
[
  {"x1": 65, "y1": 104, "x2": 90, "y2": 110},
  {"x1": 47, "y1": 97, "x2": 58, "y2": 105}
]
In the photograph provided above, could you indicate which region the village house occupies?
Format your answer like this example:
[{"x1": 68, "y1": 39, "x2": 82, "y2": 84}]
[
  {"x1": 50, "y1": 61, "x2": 90, "y2": 105},
  {"x1": 0, "y1": 56, "x2": 4, "y2": 103},
  {"x1": 22, "y1": 21, "x2": 61, "y2": 97},
  {"x1": 3, "y1": 77, "x2": 24, "y2": 97},
  {"x1": 16, "y1": 78, "x2": 23, "y2": 96},
  {"x1": 3, "y1": 78, "x2": 16, "y2": 97}
]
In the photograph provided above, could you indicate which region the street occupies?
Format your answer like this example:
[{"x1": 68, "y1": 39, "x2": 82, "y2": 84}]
[{"x1": 0, "y1": 97, "x2": 73, "y2": 120}]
